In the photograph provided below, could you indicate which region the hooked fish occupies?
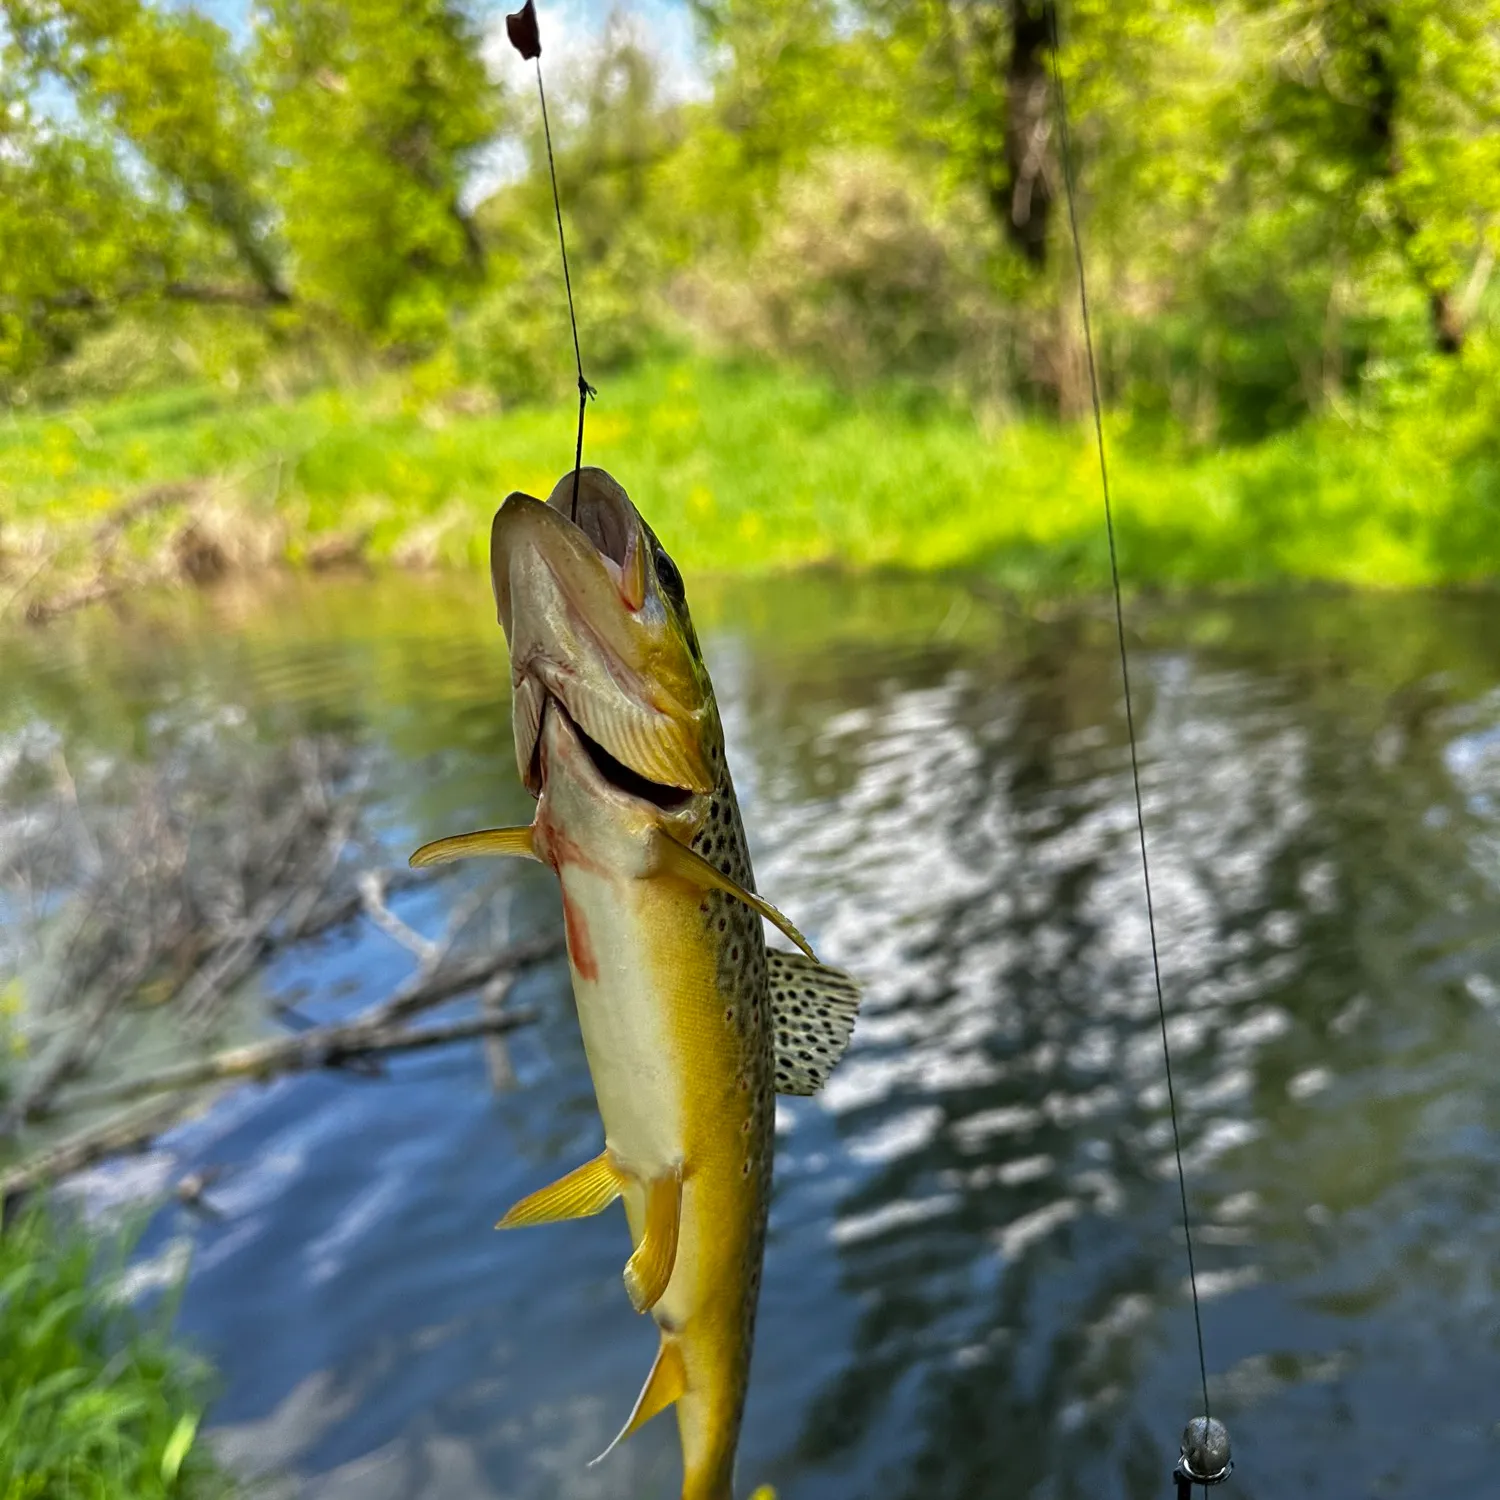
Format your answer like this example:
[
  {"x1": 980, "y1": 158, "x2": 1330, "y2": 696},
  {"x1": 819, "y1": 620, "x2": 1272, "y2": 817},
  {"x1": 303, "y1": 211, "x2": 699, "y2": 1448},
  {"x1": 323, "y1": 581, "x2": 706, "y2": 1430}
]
[{"x1": 411, "y1": 468, "x2": 860, "y2": 1500}]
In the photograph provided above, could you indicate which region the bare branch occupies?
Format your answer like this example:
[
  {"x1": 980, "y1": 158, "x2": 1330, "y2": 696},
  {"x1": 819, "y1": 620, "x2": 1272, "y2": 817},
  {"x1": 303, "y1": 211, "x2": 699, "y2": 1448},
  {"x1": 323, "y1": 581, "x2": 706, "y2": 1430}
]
[
  {"x1": 2, "y1": 1095, "x2": 213, "y2": 1223},
  {"x1": 52, "y1": 1005, "x2": 538, "y2": 1114},
  {"x1": 358, "y1": 870, "x2": 438, "y2": 963}
]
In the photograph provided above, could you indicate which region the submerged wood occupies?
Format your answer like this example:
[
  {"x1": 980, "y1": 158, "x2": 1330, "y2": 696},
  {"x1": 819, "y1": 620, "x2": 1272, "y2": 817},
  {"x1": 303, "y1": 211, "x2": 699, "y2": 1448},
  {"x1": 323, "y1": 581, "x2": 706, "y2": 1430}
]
[
  {"x1": 0, "y1": 734, "x2": 485, "y2": 1133},
  {"x1": 54, "y1": 1005, "x2": 538, "y2": 1113},
  {"x1": 52, "y1": 931, "x2": 561, "y2": 1115},
  {"x1": 1, "y1": 1096, "x2": 214, "y2": 1219},
  {"x1": 0, "y1": 931, "x2": 562, "y2": 1214},
  {"x1": 0, "y1": 721, "x2": 567, "y2": 1214}
]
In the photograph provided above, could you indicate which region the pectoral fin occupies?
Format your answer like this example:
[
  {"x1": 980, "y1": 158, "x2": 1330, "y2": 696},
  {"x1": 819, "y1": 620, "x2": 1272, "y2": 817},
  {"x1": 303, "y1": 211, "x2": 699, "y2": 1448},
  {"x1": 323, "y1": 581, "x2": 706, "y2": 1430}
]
[
  {"x1": 589, "y1": 1334, "x2": 686, "y2": 1467},
  {"x1": 768, "y1": 948, "x2": 862, "y2": 1096},
  {"x1": 496, "y1": 1151, "x2": 624, "y2": 1229},
  {"x1": 409, "y1": 825, "x2": 537, "y2": 868},
  {"x1": 655, "y1": 835, "x2": 819, "y2": 962},
  {"x1": 622, "y1": 1167, "x2": 681, "y2": 1314}
]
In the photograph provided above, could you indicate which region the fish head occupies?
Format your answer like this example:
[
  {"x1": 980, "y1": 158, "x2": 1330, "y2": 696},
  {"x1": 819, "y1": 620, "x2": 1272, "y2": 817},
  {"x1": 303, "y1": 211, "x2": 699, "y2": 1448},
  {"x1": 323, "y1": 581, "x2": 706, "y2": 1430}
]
[{"x1": 491, "y1": 467, "x2": 718, "y2": 840}]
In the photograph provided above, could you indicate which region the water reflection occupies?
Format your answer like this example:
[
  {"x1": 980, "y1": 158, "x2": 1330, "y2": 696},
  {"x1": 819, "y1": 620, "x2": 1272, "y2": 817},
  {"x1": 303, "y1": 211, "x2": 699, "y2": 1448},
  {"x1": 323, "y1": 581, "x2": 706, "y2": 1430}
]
[{"x1": 3, "y1": 578, "x2": 1499, "y2": 1497}]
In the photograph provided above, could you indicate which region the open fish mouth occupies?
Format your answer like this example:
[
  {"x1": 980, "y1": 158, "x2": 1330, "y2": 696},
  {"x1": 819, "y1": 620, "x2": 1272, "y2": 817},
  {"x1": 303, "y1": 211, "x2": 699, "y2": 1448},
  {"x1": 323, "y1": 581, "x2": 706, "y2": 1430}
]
[
  {"x1": 512, "y1": 647, "x2": 708, "y2": 800},
  {"x1": 532, "y1": 693, "x2": 695, "y2": 812}
]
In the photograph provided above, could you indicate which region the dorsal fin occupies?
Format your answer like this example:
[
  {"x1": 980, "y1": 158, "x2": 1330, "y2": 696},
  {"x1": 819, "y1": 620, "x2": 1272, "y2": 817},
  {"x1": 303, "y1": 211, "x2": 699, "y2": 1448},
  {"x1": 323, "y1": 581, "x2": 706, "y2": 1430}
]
[{"x1": 768, "y1": 949, "x2": 861, "y2": 1096}]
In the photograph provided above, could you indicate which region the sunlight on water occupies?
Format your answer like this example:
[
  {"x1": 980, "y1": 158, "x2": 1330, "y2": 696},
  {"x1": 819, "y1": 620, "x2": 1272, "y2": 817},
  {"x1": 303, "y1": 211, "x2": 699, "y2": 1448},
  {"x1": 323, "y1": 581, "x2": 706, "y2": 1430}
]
[{"x1": 4, "y1": 576, "x2": 1500, "y2": 1498}]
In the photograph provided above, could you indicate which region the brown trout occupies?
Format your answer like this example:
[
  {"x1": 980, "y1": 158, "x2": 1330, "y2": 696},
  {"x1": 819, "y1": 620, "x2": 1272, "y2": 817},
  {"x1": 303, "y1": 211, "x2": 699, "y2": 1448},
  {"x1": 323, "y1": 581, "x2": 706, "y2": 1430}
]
[{"x1": 411, "y1": 468, "x2": 860, "y2": 1500}]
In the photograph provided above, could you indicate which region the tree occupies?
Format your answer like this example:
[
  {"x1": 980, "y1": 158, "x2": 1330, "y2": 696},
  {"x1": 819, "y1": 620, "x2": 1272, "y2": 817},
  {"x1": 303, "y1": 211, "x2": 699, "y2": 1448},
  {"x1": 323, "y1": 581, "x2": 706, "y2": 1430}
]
[
  {"x1": 0, "y1": 0, "x2": 504, "y2": 380},
  {"x1": 1247, "y1": 0, "x2": 1500, "y2": 354},
  {"x1": 256, "y1": 0, "x2": 502, "y2": 345},
  {"x1": 0, "y1": 99, "x2": 173, "y2": 378},
  {"x1": 2, "y1": 0, "x2": 284, "y2": 302}
]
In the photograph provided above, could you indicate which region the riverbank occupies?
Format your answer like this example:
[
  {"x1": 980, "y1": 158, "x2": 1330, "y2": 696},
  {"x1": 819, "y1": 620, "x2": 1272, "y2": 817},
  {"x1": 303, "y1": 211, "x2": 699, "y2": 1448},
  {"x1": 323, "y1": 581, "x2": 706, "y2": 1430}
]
[
  {"x1": 4, "y1": 355, "x2": 1497, "y2": 621},
  {"x1": 0, "y1": 1207, "x2": 235, "y2": 1499}
]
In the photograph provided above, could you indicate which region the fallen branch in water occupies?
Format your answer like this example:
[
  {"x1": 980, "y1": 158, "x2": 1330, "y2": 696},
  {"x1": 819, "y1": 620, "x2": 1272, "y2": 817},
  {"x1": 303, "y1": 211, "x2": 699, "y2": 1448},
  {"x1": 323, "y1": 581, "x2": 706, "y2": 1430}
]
[
  {"x1": 0, "y1": 1012, "x2": 539, "y2": 1214},
  {"x1": 0, "y1": 935, "x2": 561, "y2": 1217},
  {"x1": 1, "y1": 1096, "x2": 216, "y2": 1220},
  {"x1": 363, "y1": 931, "x2": 562, "y2": 1029},
  {"x1": 179, "y1": 794, "x2": 362, "y2": 1034},
  {"x1": 2, "y1": 744, "x2": 372, "y2": 1131},
  {"x1": 51, "y1": 930, "x2": 564, "y2": 1122},
  {"x1": 48, "y1": 930, "x2": 561, "y2": 1118},
  {"x1": 0, "y1": 722, "x2": 567, "y2": 1215},
  {"x1": 53, "y1": 1004, "x2": 539, "y2": 1114}
]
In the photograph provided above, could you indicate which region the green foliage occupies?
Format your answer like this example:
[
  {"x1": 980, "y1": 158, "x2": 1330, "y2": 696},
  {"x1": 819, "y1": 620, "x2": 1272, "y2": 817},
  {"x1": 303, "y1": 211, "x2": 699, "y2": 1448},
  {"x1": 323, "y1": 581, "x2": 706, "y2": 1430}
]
[
  {"x1": 455, "y1": 218, "x2": 676, "y2": 403},
  {"x1": 684, "y1": 150, "x2": 1005, "y2": 396},
  {"x1": 0, "y1": 102, "x2": 170, "y2": 381},
  {"x1": 5, "y1": 355, "x2": 1499, "y2": 598},
  {"x1": 0, "y1": 0, "x2": 501, "y2": 384},
  {"x1": 688, "y1": 0, "x2": 1500, "y2": 426},
  {"x1": 2, "y1": 0, "x2": 1498, "y2": 466},
  {"x1": 1245, "y1": 0, "x2": 1500, "y2": 341},
  {"x1": 0, "y1": 1208, "x2": 234, "y2": 1499},
  {"x1": 3, "y1": 0, "x2": 281, "y2": 293},
  {"x1": 256, "y1": 0, "x2": 500, "y2": 345}
]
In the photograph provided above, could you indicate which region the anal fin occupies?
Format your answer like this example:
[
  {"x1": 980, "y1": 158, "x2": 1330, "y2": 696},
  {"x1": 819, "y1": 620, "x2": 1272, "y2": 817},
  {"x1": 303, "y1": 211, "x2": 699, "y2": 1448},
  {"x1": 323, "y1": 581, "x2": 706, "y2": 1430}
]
[
  {"x1": 589, "y1": 1335, "x2": 686, "y2": 1467},
  {"x1": 410, "y1": 825, "x2": 537, "y2": 869},
  {"x1": 655, "y1": 834, "x2": 819, "y2": 962},
  {"x1": 622, "y1": 1167, "x2": 681, "y2": 1313},
  {"x1": 496, "y1": 1150, "x2": 624, "y2": 1229},
  {"x1": 768, "y1": 948, "x2": 862, "y2": 1097}
]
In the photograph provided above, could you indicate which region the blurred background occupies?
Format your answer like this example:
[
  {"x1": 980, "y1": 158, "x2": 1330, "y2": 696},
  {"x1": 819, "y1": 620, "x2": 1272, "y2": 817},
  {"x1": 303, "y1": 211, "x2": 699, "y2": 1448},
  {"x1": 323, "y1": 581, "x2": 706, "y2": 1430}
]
[{"x1": 3, "y1": 3, "x2": 1500, "y2": 1499}]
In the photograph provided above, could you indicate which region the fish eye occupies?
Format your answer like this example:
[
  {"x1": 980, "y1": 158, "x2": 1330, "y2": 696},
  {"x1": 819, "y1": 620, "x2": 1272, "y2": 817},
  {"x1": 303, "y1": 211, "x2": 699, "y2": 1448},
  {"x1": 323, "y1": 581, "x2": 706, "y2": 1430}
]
[{"x1": 654, "y1": 547, "x2": 685, "y2": 607}]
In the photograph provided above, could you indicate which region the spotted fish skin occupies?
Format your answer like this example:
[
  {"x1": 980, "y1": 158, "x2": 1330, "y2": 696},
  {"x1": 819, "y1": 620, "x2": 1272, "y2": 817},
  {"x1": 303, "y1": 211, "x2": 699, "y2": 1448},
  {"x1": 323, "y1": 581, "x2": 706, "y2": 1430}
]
[
  {"x1": 534, "y1": 708, "x2": 774, "y2": 1500},
  {"x1": 502, "y1": 469, "x2": 777, "y2": 1500},
  {"x1": 414, "y1": 468, "x2": 859, "y2": 1500}
]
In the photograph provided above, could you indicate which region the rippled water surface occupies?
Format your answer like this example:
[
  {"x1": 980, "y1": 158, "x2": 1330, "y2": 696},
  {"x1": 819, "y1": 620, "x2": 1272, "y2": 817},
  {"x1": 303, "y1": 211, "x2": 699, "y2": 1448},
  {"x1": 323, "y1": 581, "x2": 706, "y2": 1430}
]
[{"x1": 6, "y1": 574, "x2": 1500, "y2": 1499}]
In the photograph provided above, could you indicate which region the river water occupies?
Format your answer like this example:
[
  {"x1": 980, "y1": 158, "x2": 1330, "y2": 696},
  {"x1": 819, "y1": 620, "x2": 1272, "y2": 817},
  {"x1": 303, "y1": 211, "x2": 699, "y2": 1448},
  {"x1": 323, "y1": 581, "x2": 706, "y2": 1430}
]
[{"x1": 4, "y1": 573, "x2": 1500, "y2": 1499}]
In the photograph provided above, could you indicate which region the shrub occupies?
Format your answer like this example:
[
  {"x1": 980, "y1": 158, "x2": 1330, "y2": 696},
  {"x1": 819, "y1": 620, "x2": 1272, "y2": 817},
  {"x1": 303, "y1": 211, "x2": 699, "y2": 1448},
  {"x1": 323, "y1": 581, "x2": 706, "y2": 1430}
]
[
  {"x1": 454, "y1": 217, "x2": 678, "y2": 405},
  {"x1": 679, "y1": 149, "x2": 1006, "y2": 397}
]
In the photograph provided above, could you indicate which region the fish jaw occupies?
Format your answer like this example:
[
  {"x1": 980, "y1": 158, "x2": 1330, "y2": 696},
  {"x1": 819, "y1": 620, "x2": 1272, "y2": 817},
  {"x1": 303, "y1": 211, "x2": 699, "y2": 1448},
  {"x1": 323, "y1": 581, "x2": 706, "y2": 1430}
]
[
  {"x1": 531, "y1": 694, "x2": 681, "y2": 876},
  {"x1": 491, "y1": 474, "x2": 715, "y2": 798}
]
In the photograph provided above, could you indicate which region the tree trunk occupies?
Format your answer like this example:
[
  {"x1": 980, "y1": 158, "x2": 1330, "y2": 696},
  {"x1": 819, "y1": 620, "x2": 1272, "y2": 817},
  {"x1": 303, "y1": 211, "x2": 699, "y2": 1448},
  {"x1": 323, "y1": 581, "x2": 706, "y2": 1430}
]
[
  {"x1": 1429, "y1": 289, "x2": 1464, "y2": 355},
  {"x1": 1000, "y1": 0, "x2": 1055, "y2": 270},
  {"x1": 1355, "y1": 3, "x2": 1464, "y2": 354}
]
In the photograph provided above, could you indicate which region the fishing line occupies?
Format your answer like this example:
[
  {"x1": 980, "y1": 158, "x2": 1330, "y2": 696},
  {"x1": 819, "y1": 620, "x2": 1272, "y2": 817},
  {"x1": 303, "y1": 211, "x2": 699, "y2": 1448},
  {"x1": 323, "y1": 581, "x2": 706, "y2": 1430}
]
[
  {"x1": 1043, "y1": 0, "x2": 1218, "y2": 1451},
  {"x1": 507, "y1": 0, "x2": 595, "y2": 521}
]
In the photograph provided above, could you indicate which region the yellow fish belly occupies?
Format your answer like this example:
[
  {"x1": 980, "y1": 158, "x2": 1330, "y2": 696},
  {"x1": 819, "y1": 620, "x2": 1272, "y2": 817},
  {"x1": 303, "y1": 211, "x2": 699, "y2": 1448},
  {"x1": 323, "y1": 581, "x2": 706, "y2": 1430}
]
[{"x1": 559, "y1": 856, "x2": 772, "y2": 1500}]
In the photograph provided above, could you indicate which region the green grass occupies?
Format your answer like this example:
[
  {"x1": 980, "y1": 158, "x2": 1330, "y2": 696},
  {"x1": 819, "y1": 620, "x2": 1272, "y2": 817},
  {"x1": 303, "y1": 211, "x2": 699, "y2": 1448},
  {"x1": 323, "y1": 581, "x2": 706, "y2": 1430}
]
[
  {"x1": 4, "y1": 354, "x2": 1499, "y2": 601},
  {"x1": 0, "y1": 1208, "x2": 234, "y2": 1500}
]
